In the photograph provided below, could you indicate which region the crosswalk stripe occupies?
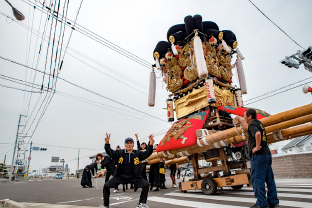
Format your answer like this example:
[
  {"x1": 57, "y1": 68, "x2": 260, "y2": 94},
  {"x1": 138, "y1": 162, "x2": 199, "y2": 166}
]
[
  {"x1": 277, "y1": 185, "x2": 312, "y2": 188},
  {"x1": 241, "y1": 187, "x2": 312, "y2": 193},
  {"x1": 165, "y1": 192, "x2": 312, "y2": 208},
  {"x1": 226, "y1": 191, "x2": 312, "y2": 199},
  {"x1": 148, "y1": 196, "x2": 247, "y2": 208}
]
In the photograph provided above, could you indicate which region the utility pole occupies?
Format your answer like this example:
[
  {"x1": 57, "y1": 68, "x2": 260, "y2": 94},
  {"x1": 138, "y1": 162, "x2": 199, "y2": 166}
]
[
  {"x1": 60, "y1": 159, "x2": 65, "y2": 176},
  {"x1": 77, "y1": 149, "x2": 80, "y2": 174},
  {"x1": 1, "y1": 155, "x2": 6, "y2": 178},
  {"x1": 9, "y1": 115, "x2": 22, "y2": 181},
  {"x1": 27, "y1": 141, "x2": 32, "y2": 176}
]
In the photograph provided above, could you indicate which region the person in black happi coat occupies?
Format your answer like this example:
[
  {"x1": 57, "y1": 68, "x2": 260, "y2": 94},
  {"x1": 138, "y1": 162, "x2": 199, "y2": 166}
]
[
  {"x1": 103, "y1": 133, "x2": 154, "y2": 208},
  {"x1": 81, "y1": 157, "x2": 100, "y2": 188}
]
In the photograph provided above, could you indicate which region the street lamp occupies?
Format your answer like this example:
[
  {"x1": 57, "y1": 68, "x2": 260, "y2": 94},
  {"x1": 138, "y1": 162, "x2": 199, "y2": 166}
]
[{"x1": 5, "y1": 0, "x2": 25, "y2": 21}]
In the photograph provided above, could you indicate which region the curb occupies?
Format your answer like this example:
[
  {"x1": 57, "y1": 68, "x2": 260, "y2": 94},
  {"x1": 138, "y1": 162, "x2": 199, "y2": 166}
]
[{"x1": 1, "y1": 199, "x2": 26, "y2": 208}]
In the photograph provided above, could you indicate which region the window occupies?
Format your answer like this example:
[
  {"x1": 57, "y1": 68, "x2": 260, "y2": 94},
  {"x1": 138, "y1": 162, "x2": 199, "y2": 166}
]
[
  {"x1": 300, "y1": 147, "x2": 304, "y2": 152},
  {"x1": 289, "y1": 149, "x2": 292, "y2": 152},
  {"x1": 306, "y1": 146, "x2": 311, "y2": 151}
]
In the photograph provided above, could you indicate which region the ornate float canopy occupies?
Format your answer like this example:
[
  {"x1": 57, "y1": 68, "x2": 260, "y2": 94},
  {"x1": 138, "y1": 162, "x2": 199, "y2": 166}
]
[{"x1": 150, "y1": 14, "x2": 247, "y2": 120}]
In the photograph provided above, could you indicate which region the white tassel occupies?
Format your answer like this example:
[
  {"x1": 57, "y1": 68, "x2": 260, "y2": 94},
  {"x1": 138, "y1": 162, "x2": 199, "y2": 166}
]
[
  {"x1": 194, "y1": 33, "x2": 208, "y2": 78},
  {"x1": 235, "y1": 89, "x2": 244, "y2": 107},
  {"x1": 155, "y1": 58, "x2": 161, "y2": 70},
  {"x1": 171, "y1": 43, "x2": 179, "y2": 56},
  {"x1": 148, "y1": 70, "x2": 156, "y2": 107},
  {"x1": 236, "y1": 48, "x2": 245, "y2": 60},
  {"x1": 236, "y1": 58, "x2": 247, "y2": 94},
  {"x1": 221, "y1": 39, "x2": 231, "y2": 53}
]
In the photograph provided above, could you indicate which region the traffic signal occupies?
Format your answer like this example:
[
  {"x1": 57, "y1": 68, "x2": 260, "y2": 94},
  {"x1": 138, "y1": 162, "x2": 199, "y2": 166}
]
[
  {"x1": 301, "y1": 46, "x2": 312, "y2": 61},
  {"x1": 280, "y1": 57, "x2": 299, "y2": 69},
  {"x1": 40, "y1": 148, "x2": 47, "y2": 151}
]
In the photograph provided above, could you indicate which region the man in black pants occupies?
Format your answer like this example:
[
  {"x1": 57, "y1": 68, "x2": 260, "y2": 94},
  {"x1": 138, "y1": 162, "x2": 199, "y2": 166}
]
[
  {"x1": 235, "y1": 109, "x2": 279, "y2": 208},
  {"x1": 103, "y1": 133, "x2": 154, "y2": 208},
  {"x1": 134, "y1": 134, "x2": 148, "y2": 192},
  {"x1": 169, "y1": 164, "x2": 177, "y2": 187}
]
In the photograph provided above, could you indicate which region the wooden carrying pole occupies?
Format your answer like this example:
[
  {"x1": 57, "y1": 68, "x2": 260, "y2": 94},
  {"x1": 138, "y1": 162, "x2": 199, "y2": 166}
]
[
  {"x1": 146, "y1": 103, "x2": 312, "y2": 161},
  {"x1": 165, "y1": 157, "x2": 188, "y2": 166}
]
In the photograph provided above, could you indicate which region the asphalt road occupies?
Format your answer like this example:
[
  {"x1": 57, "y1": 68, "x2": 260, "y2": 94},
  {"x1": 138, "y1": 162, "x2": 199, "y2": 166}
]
[{"x1": 1, "y1": 177, "x2": 312, "y2": 208}]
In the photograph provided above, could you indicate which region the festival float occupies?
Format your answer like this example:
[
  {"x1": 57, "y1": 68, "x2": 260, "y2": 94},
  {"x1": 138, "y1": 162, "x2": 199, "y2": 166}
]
[{"x1": 146, "y1": 15, "x2": 312, "y2": 194}]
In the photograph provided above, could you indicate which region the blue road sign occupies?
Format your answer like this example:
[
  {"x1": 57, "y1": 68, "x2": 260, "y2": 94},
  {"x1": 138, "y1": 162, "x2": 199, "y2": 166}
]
[
  {"x1": 65, "y1": 164, "x2": 68, "y2": 174},
  {"x1": 32, "y1": 147, "x2": 39, "y2": 151}
]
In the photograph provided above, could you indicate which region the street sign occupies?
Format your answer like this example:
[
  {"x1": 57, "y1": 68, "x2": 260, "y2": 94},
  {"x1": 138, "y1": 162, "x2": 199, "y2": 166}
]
[
  {"x1": 65, "y1": 164, "x2": 68, "y2": 174},
  {"x1": 32, "y1": 147, "x2": 39, "y2": 151},
  {"x1": 28, "y1": 157, "x2": 31, "y2": 161},
  {"x1": 51, "y1": 157, "x2": 59, "y2": 162}
]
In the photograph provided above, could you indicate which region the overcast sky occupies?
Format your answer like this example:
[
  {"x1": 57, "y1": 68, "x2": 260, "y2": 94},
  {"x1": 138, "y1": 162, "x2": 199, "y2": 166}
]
[{"x1": 0, "y1": 0, "x2": 311, "y2": 174}]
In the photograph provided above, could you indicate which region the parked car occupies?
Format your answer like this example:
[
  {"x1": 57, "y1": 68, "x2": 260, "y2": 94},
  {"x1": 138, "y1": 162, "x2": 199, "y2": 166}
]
[{"x1": 54, "y1": 174, "x2": 63, "y2": 179}]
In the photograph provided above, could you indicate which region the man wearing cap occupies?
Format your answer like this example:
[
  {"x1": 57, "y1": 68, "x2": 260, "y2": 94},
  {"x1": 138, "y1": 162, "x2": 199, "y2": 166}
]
[{"x1": 103, "y1": 133, "x2": 154, "y2": 208}]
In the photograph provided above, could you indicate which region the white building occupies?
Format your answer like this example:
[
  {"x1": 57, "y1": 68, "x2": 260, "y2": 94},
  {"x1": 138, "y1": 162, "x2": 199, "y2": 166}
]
[{"x1": 281, "y1": 135, "x2": 312, "y2": 153}]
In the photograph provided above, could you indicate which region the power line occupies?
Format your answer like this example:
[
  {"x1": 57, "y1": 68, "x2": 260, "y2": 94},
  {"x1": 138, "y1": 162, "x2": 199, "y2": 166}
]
[
  {"x1": 0, "y1": 72, "x2": 168, "y2": 127},
  {"x1": 248, "y1": 0, "x2": 304, "y2": 49},
  {"x1": 0, "y1": 56, "x2": 165, "y2": 122},
  {"x1": 245, "y1": 76, "x2": 312, "y2": 102},
  {"x1": 0, "y1": 83, "x2": 42, "y2": 93},
  {"x1": 0, "y1": 11, "x2": 167, "y2": 100},
  {"x1": 22, "y1": 0, "x2": 154, "y2": 69},
  {"x1": 244, "y1": 80, "x2": 312, "y2": 106}
]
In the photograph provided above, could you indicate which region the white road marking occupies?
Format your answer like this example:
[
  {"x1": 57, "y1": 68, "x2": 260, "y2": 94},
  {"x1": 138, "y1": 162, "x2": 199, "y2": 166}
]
[
  {"x1": 110, "y1": 198, "x2": 139, "y2": 206},
  {"x1": 241, "y1": 187, "x2": 312, "y2": 193},
  {"x1": 57, "y1": 193, "x2": 125, "y2": 204},
  {"x1": 148, "y1": 196, "x2": 247, "y2": 208},
  {"x1": 166, "y1": 192, "x2": 312, "y2": 208},
  {"x1": 227, "y1": 191, "x2": 312, "y2": 199},
  {"x1": 277, "y1": 185, "x2": 312, "y2": 188}
]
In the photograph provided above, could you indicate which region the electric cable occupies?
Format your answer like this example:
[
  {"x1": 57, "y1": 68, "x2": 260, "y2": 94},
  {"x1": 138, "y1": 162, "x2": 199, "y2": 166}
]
[
  {"x1": 248, "y1": 0, "x2": 304, "y2": 49},
  {"x1": 0, "y1": 73, "x2": 168, "y2": 127},
  {"x1": 0, "y1": 11, "x2": 168, "y2": 100},
  {"x1": 244, "y1": 76, "x2": 312, "y2": 103},
  {"x1": 22, "y1": 0, "x2": 154, "y2": 69},
  {"x1": 244, "y1": 80, "x2": 312, "y2": 106},
  {"x1": 0, "y1": 83, "x2": 41, "y2": 93},
  {"x1": 0, "y1": 55, "x2": 165, "y2": 121}
]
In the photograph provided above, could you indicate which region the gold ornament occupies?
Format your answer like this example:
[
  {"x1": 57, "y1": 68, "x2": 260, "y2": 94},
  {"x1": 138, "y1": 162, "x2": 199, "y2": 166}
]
[
  {"x1": 218, "y1": 32, "x2": 223, "y2": 40},
  {"x1": 169, "y1": 35, "x2": 175, "y2": 44},
  {"x1": 154, "y1": 52, "x2": 160, "y2": 60},
  {"x1": 118, "y1": 157, "x2": 123, "y2": 164},
  {"x1": 233, "y1": 41, "x2": 238, "y2": 49}
]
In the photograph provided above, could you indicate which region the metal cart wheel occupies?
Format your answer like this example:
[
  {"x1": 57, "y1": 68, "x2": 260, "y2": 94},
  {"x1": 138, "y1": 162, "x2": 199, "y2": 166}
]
[{"x1": 201, "y1": 178, "x2": 217, "y2": 195}]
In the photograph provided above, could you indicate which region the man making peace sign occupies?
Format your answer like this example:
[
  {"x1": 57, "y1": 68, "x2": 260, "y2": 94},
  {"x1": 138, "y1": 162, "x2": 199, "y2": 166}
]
[{"x1": 103, "y1": 133, "x2": 154, "y2": 208}]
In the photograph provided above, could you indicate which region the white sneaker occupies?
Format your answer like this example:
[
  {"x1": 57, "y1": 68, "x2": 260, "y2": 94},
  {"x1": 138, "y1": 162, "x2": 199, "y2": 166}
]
[
  {"x1": 172, "y1": 184, "x2": 177, "y2": 188},
  {"x1": 113, "y1": 189, "x2": 118, "y2": 193},
  {"x1": 137, "y1": 203, "x2": 149, "y2": 208}
]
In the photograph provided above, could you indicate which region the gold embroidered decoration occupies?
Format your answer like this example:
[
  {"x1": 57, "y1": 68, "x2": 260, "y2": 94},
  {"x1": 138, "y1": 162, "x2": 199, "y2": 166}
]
[
  {"x1": 211, "y1": 85, "x2": 235, "y2": 107},
  {"x1": 161, "y1": 114, "x2": 203, "y2": 146},
  {"x1": 118, "y1": 157, "x2": 123, "y2": 164},
  {"x1": 174, "y1": 86, "x2": 209, "y2": 119},
  {"x1": 167, "y1": 77, "x2": 183, "y2": 92},
  {"x1": 134, "y1": 157, "x2": 140, "y2": 165}
]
